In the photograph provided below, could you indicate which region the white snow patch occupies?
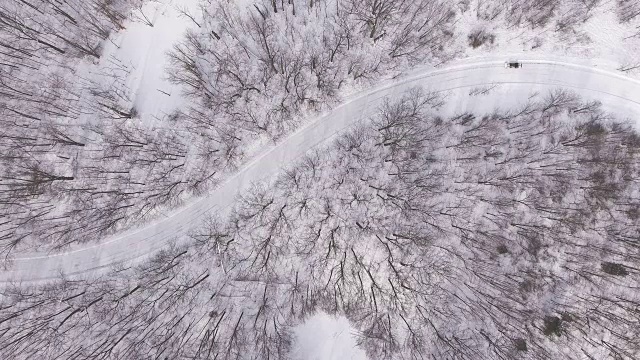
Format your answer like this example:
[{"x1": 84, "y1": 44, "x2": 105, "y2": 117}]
[
  {"x1": 93, "y1": 0, "x2": 201, "y2": 123},
  {"x1": 292, "y1": 313, "x2": 368, "y2": 360}
]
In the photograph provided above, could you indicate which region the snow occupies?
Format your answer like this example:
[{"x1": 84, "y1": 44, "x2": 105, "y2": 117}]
[
  {"x1": 291, "y1": 313, "x2": 367, "y2": 360},
  {"x1": 90, "y1": 0, "x2": 201, "y2": 124}
]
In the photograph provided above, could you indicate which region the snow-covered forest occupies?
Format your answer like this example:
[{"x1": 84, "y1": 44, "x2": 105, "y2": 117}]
[
  {"x1": 1, "y1": 0, "x2": 640, "y2": 359},
  {"x1": 2, "y1": 87, "x2": 639, "y2": 359}
]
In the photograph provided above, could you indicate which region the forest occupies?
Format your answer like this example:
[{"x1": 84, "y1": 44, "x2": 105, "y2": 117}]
[
  {"x1": 4, "y1": 0, "x2": 638, "y2": 257},
  {"x1": 1, "y1": 0, "x2": 639, "y2": 359},
  {"x1": 1, "y1": 87, "x2": 639, "y2": 359}
]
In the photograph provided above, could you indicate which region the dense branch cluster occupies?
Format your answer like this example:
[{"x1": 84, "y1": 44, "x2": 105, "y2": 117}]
[
  {"x1": 468, "y1": 0, "x2": 602, "y2": 31},
  {"x1": 168, "y1": 0, "x2": 456, "y2": 139},
  {"x1": 617, "y1": 0, "x2": 640, "y2": 23},
  {"x1": 219, "y1": 87, "x2": 640, "y2": 359},
  {"x1": 0, "y1": 1, "x2": 248, "y2": 256},
  {"x1": 0, "y1": 1, "x2": 143, "y2": 253},
  {"x1": 2, "y1": 89, "x2": 638, "y2": 359}
]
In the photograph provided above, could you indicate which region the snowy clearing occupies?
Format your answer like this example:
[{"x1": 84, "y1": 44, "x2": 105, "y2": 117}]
[
  {"x1": 88, "y1": 0, "x2": 202, "y2": 123},
  {"x1": 291, "y1": 313, "x2": 367, "y2": 360}
]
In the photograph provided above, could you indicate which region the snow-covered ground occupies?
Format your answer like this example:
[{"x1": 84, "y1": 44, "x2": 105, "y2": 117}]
[
  {"x1": 291, "y1": 313, "x2": 367, "y2": 360},
  {"x1": 82, "y1": 0, "x2": 201, "y2": 124}
]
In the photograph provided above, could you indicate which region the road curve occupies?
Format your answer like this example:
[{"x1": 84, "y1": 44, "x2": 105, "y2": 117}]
[{"x1": 3, "y1": 59, "x2": 640, "y2": 284}]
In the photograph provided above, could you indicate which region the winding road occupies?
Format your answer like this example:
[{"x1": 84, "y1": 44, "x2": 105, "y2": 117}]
[{"x1": 3, "y1": 59, "x2": 640, "y2": 284}]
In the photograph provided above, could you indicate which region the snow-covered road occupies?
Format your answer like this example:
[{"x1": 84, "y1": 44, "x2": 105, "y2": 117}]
[{"x1": 3, "y1": 60, "x2": 640, "y2": 284}]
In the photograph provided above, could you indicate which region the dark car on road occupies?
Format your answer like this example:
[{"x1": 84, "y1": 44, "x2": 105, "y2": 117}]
[{"x1": 505, "y1": 61, "x2": 522, "y2": 68}]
